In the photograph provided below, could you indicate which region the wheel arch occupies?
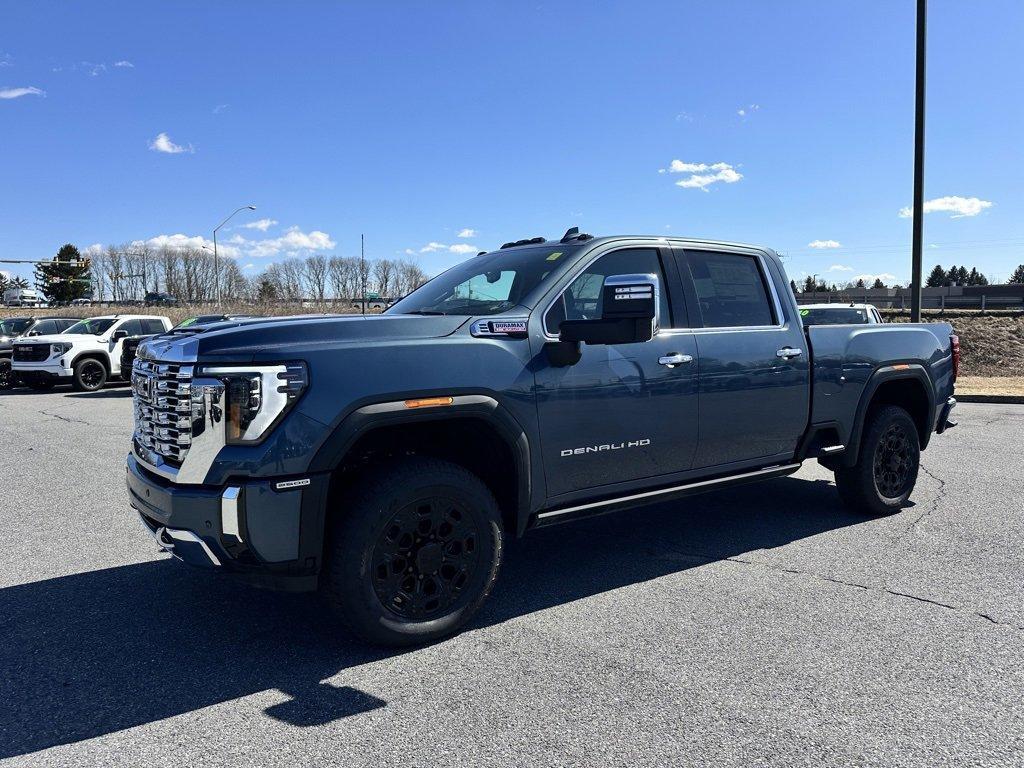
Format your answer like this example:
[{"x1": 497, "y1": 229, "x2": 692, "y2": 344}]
[
  {"x1": 311, "y1": 395, "x2": 533, "y2": 538},
  {"x1": 843, "y1": 365, "x2": 934, "y2": 467},
  {"x1": 70, "y1": 349, "x2": 112, "y2": 373}
]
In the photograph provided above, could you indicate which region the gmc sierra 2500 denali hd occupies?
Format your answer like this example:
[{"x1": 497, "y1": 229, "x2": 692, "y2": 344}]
[{"x1": 126, "y1": 232, "x2": 959, "y2": 646}]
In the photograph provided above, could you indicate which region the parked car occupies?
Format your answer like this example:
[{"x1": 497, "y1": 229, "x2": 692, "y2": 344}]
[
  {"x1": 120, "y1": 314, "x2": 260, "y2": 374},
  {"x1": 0, "y1": 316, "x2": 81, "y2": 390},
  {"x1": 144, "y1": 292, "x2": 179, "y2": 307},
  {"x1": 3, "y1": 288, "x2": 41, "y2": 307},
  {"x1": 70, "y1": 298, "x2": 94, "y2": 307},
  {"x1": 126, "y1": 232, "x2": 958, "y2": 646},
  {"x1": 799, "y1": 303, "x2": 883, "y2": 326},
  {"x1": 13, "y1": 314, "x2": 171, "y2": 391}
]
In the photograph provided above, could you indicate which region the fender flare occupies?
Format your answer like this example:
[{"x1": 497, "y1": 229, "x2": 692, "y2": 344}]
[
  {"x1": 308, "y1": 393, "x2": 534, "y2": 535},
  {"x1": 69, "y1": 349, "x2": 112, "y2": 374},
  {"x1": 843, "y1": 364, "x2": 935, "y2": 467}
]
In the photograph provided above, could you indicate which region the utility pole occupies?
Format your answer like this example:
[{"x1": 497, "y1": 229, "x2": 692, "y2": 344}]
[
  {"x1": 910, "y1": 0, "x2": 927, "y2": 321},
  {"x1": 361, "y1": 234, "x2": 366, "y2": 315}
]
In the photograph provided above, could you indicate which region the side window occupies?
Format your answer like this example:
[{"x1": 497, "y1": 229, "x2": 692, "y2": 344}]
[
  {"x1": 120, "y1": 320, "x2": 144, "y2": 336},
  {"x1": 33, "y1": 320, "x2": 57, "y2": 335},
  {"x1": 143, "y1": 319, "x2": 165, "y2": 334},
  {"x1": 545, "y1": 248, "x2": 672, "y2": 335},
  {"x1": 686, "y1": 251, "x2": 776, "y2": 328},
  {"x1": 58, "y1": 320, "x2": 77, "y2": 332}
]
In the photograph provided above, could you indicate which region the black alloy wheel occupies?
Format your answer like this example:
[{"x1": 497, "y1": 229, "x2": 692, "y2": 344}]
[
  {"x1": 0, "y1": 360, "x2": 13, "y2": 390},
  {"x1": 74, "y1": 359, "x2": 108, "y2": 391},
  {"x1": 371, "y1": 497, "x2": 481, "y2": 620},
  {"x1": 872, "y1": 421, "x2": 914, "y2": 499}
]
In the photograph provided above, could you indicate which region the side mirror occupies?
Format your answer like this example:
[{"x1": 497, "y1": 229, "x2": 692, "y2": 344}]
[
  {"x1": 112, "y1": 329, "x2": 128, "y2": 341},
  {"x1": 558, "y1": 273, "x2": 659, "y2": 346},
  {"x1": 27, "y1": 330, "x2": 40, "y2": 337}
]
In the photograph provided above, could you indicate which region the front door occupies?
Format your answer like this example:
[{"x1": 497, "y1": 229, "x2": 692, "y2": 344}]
[{"x1": 534, "y1": 246, "x2": 699, "y2": 498}]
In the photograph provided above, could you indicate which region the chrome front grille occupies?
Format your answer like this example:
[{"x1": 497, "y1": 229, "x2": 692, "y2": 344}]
[{"x1": 133, "y1": 360, "x2": 195, "y2": 466}]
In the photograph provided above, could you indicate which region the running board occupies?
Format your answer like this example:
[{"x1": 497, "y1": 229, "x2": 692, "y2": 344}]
[{"x1": 532, "y1": 463, "x2": 803, "y2": 528}]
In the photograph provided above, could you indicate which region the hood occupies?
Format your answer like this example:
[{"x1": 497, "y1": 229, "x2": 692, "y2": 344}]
[
  {"x1": 12, "y1": 333, "x2": 98, "y2": 346},
  {"x1": 140, "y1": 314, "x2": 470, "y2": 363}
]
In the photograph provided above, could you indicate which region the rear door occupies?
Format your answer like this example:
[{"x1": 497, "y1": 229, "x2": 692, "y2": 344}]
[
  {"x1": 674, "y1": 247, "x2": 809, "y2": 469},
  {"x1": 534, "y1": 244, "x2": 699, "y2": 498}
]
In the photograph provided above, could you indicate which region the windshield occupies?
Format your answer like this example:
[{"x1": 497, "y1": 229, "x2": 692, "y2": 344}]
[
  {"x1": 0, "y1": 319, "x2": 32, "y2": 336},
  {"x1": 388, "y1": 245, "x2": 579, "y2": 316},
  {"x1": 799, "y1": 308, "x2": 870, "y2": 326},
  {"x1": 65, "y1": 318, "x2": 117, "y2": 335}
]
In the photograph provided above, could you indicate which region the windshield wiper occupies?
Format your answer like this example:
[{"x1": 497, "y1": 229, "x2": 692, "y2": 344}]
[{"x1": 403, "y1": 310, "x2": 447, "y2": 316}]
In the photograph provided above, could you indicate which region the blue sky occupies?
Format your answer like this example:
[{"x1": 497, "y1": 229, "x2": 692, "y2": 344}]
[{"x1": 2, "y1": 1, "x2": 1022, "y2": 286}]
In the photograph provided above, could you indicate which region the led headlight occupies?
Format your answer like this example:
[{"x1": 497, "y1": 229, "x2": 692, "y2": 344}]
[
  {"x1": 51, "y1": 342, "x2": 72, "y2": 356},
  {"x1": 197, "y1": 362, "x2": 308, "y2": 444}
]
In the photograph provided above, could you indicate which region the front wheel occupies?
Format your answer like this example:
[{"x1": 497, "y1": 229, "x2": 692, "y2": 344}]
[
  {"x1": 324, "y1": 457, "x2": 503, "y2": 646},
  {"x1": 73, "y1": 358, "x2": 108, "y2": 391},
  {"x1": 835, "y1": 405, "x2": 920, "y2": 515},
  {"x1": 0, "y1": 359, "x2": 15, "y2": 390}
]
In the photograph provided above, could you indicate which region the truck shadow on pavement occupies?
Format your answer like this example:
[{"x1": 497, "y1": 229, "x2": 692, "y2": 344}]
[{"x1": 0, "y1": 475, "x2": 860, "y2": 758}]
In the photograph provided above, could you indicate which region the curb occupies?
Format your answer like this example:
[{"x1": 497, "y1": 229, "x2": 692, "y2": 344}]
[{"x1": 955, "y1": 394, "x2": 1024, "y2": 404}]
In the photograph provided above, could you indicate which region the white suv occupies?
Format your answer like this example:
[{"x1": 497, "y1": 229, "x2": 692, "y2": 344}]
[{"x1": 11, "y1": 314, "x2": 172, "y2": 391}]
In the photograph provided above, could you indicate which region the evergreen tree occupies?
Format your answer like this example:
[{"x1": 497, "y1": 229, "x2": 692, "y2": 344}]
[
  {"x1": 926, "y1": 264, "x2": 946, "y2": 287},
  {"x1": 855, "y1": 278, "x2": 866, "y2": 288},
  {"x1": 12, "y1": 276, "x2": 29, "y2": 289},
  {"x1": 34, "y1": 244, "x2": 91, "y2": 304},
  {"x1": 957, "y1": 266, "x2": 969, "y2": 285},
  {"x1": 802, "y1": 275, "x2": 816, "y2": 292},
  {"x1": 944, "y1": 265, "x2": 959, "y2": 286},
  {"x1": 0, "y1": 272, "x2": 9, "y2": 293},
  {"x1": 1009, "y1": 264, "x2": 1024, "y2": 284},
  {"x1": 789, "y1": 279, "x2": 799, "y2": 295},
  {"x1": 872, "y1": 278, "x2": 886, "y2": 289}
]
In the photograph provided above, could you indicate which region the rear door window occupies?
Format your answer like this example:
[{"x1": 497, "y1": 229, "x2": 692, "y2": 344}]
[
  {"x1": 33, "y1": 320, "x2": 58, "y2": 335},
  {"x1": 685, "y1": 251, "x2": 777, "y2": 328}
]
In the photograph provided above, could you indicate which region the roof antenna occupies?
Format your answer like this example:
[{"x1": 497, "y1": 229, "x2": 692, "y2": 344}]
[{"x1": 560, "y1": 227, "x2": 580, "y2": 243}]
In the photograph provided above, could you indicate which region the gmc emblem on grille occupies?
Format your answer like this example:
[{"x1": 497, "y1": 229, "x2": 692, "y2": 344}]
[{"x1": 133, "y1": 374, "x2": 153, "y2": 401}]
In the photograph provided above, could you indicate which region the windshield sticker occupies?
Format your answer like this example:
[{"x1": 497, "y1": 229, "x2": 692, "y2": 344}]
[{"x1": 546, "y1": 252, "x2": 563, "y2": 261}]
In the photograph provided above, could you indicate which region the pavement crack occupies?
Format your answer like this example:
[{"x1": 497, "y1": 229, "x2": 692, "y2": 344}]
[
  {"x1": 677, "y1": 551, "x2": 1024, "y2": 633},
  {"x1": 903, "y1": 462, "x2": 947, "y2": 536},
  {"x1": 40, "y1": 410, "x2": 93, "y2": 426}
]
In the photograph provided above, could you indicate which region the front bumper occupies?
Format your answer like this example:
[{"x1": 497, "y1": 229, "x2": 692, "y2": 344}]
[
  {"x1": 126, "y1": 453, "x2": 327, "y2": 590},
  {"x1": 11, "y1": 361, "x2": 72, "y2": 379}
]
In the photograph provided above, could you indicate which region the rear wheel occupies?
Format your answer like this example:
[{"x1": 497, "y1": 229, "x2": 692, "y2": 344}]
[
  {"x1": 73, "y1": 358, "x2": 108, "y2": 392},
  {"x1": 324, "y1": 457, "x2": 503, "y2": 646},
  {"x1": 835, "y1": 405, "x2": 920, "y2": 515}
]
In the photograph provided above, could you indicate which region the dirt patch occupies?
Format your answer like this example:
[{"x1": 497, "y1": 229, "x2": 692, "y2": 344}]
[
  {"x1": 955, "y1": 376, "x2": 1024, "y2": 397},
  {"x1": 882, "y1": 312, "x2": 1024, "y2": 377}
]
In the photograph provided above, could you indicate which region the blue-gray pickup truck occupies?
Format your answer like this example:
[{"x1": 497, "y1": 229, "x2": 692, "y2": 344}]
[{"x1": 126, "y1": 231, "x2": 959, "y2": 645}]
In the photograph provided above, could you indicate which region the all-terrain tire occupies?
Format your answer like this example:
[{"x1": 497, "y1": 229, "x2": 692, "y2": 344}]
[
  {"x1": 73, "y1": 358, "x2": 108, "y2": 392},
  {"x1": 324, "y1": 457, "x2": 503, "y2": 647},
  {"x1": 0, "y1": 359, "x2": 15, "y2": 391},
  {"x1": 835, "y1": 405, "x2": 920, "y2": 516}
]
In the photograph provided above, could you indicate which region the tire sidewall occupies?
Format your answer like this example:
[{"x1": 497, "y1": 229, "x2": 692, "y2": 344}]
[
  {"x1": 74, "y1": 359, "x2": 107, "y2": 391},
  {"x1": 0, "y1": 359, "x2": 12, "y2": 390},
  {"x1": 335, "y1": 466, "x2": 502, "y2": 645},
  {"x1": 866, "y1": 407, "x2": 920, "y2": 510}
]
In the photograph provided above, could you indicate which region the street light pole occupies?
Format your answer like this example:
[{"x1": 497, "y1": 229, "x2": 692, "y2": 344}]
[
  {"x1": 213, "y1": 204, "x2": 256, "y2": 307},
  {"x1": 910, "y1": 0, "x2": 927, "y2": 322}
]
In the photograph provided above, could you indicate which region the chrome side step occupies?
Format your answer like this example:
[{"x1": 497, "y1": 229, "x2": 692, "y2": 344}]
[{"x1": 533, "y1": 462, "x2": 802, "y2": 527}]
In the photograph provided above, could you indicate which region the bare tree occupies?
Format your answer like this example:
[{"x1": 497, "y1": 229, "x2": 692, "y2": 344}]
[
  {"x1": 305, "y1": 254, "x2": 329, "y2": 305},
  {"x1": 373, "y1": 258, "x2": 395, "y2": 299}
]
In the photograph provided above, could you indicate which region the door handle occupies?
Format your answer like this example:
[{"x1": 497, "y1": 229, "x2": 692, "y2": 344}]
[
  {"x1": 776, "y1": 347, "x2": 803, "y2": 359},
  {"x1": 658, "y1": 353, "x2": 693, "y2": 368}
]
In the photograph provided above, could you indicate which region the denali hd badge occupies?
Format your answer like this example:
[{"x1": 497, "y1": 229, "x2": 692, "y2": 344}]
[{"x1": 561, "y1": 439, "x2": 651, "y2": 457}]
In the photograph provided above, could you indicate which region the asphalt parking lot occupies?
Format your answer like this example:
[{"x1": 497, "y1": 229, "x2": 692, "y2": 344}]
[{"x1": 1, "y1": 387, "x2": 1022, "y2": 767}]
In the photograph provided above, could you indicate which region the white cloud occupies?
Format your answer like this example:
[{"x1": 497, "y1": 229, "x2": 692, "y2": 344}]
[
  {"x1": 404, "y1": 248, "x2": 416, "y2": 256},
  {"x1": 241, "y1": 218, "x2": 277, "y2": 232},
  {"x1": 213, "y1": 103, "x2": 229, "y2": 114},
  {"x1": 242, "y1": 263, "x2": 256, "y2": 270},
  {"x1": 898, "y1": 195, "x2": 993, "y2": 218},
  {"x1": 0, "y1": 53, "x2": 12, "y2": 67},
  {"x1": 137, "y1": 233, "x2": 239, "y2": 258},
  {"x1": 113, "y1": 60, "x2": 134, "y2": 68},
  {"x1": 737, "y1": 104, "x2": 760, "y2": 117},
  {"x1": 245, "y1": 227, "x2": 336, "y2": 258},
  {"x1": 660, "y1": 160, "x2": 742, "y2": 189},
  {"x1": 149, "y1": 132, "x2": 194, "y2": 154},
  {"x1": 0, "y1": 86, "x2": 45, "y2": 100},
  {"x1": 83, "y1": 243, "x2": 104, "y2": 257},
  {"x1": 808, "y1": 239, "x2": 842, "y2": 249},
  {"x1": 80, "y1": 62, "x2": 106, "y2": 77},
  {"x1": 457, "y1": 228, "x2": 477, "y2": 238},
  {"x1": 828, "y1": 264, "x2": 854, "y2": 272},
  {"x1": 416, "y1": 241, "x2": 479, "y2": 256}
]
